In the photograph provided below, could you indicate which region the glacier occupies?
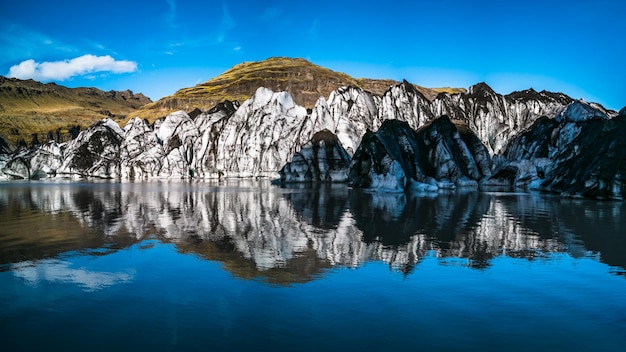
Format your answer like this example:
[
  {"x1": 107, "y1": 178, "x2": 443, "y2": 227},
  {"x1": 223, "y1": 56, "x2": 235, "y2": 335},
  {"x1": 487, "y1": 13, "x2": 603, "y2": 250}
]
[{"x1": 1, "y1": 79, "x2": 623, "y2": 199}]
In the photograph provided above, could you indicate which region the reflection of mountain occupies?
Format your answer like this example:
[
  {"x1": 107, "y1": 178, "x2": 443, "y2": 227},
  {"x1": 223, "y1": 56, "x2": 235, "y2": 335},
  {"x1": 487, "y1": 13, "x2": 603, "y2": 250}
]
[
  {"x1": 0, "y1": 183, "x2": 136, "y2": 265},
  {"x1": 0, "y1": 182, "x2": 624, "y2": 282}
]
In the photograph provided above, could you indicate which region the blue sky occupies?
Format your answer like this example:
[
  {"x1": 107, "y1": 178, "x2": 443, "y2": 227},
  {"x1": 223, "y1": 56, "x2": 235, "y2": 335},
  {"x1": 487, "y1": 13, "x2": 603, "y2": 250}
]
[{"x1": 1, "y1": 0, "x2": 624, "y2": 109}]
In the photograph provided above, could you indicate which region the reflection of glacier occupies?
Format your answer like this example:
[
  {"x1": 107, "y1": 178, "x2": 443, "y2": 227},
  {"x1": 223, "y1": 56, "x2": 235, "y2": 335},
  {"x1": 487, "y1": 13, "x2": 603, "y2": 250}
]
[
  {"x1": 2, "y1": 182, "x2": 625, "y2": 282},
  {"x1": 11, "y1": 260, "x2": 133, "y2": 291}
]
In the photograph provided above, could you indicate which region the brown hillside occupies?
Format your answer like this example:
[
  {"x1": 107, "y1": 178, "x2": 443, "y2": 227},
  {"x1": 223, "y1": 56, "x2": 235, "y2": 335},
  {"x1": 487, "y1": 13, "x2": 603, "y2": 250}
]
[
  {"x1": 0, "y1": 76, "x2": 151, "y2": 147},
  {"x1": 132, "y1": 57, "x2": 466, "y2": 121}
]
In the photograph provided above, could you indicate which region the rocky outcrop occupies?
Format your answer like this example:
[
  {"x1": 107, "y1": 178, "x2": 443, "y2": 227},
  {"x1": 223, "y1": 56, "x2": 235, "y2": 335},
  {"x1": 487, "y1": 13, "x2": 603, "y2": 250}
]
[
  {"x1": 279, "y1": 129, "x2": 351, "y2": 182},
  {"x1": 311, "y1": 81, "x2": 579, "y2": 158},
  {"x1": 154, "y1": 111, "x2": 200, "y2": 178},
  {"x1": 1, "y1": 120, "x2": 121, "y2": 180},
  {"x1": 540, "y1": 116, "x2": 626, "y2": 199},
  {"x1": 348, "y1": 116, "x2": 491, "y2": 192},
  {"x1": 496, "y1": 101, "x2": 626, "y2": 199},
  {"x1": 0, "y1": 136, "x2": 12, "y2": 179},
  {"x1": 211, "y1": 88, "x2": 310, "y2": 178}
]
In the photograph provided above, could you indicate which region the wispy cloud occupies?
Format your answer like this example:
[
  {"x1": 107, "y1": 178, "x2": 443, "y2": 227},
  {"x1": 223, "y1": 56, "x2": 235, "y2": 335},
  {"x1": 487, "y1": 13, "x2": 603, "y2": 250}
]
[
  {"x1": 7, "y1": 54, "x2": 138, "y2": 81},
  {"x1": 260, "y1": 7, "x2": 281, "y2": 22},
  {"x1": 217, "y1": 5, "x2": 235, "y2": 43},
  {"x1": 165, "y1": 0, "x2": 177, "y2": 28},
  {"x1": 308, "y1": 19, "x2": 319, "y2": 37},
  {"x1": 0, "y1": 24, "x2": 77, "y2": 64},
  {"x1": 159, "y1": 4, "x2": 237, "y2": 54}
]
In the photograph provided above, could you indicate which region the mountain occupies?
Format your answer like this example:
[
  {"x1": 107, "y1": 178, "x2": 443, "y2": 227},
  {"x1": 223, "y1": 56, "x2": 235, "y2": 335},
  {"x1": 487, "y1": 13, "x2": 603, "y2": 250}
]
[
  {"x1": 0, "y1": 82, "x2": 575, "y2": 180},
  {"x1": 1, "y1": 58, "x2": 624, "y2": 199},
  {"x1": 0, "y1": 76, "x2": 151, "y2": 147},
  {"x1": 131, "y1": 57, "x2": 466, "y2": 121}
]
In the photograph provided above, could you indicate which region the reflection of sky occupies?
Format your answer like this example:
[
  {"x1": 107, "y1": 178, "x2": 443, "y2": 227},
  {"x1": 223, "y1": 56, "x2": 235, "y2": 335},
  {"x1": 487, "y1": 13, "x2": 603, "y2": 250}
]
[
  {"x1": 11, "y1": 259, "x2": 134, "y2": 292},
  {"x1": 1, "y1": 239, "x2": 625, "y2": 351}
]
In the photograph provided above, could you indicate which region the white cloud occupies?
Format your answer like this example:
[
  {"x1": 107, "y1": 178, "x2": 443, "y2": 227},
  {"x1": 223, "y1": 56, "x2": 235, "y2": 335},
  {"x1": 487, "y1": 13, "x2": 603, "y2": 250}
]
[{"x1": 7, "y1": 54, "x2": 138, "y2": 81}]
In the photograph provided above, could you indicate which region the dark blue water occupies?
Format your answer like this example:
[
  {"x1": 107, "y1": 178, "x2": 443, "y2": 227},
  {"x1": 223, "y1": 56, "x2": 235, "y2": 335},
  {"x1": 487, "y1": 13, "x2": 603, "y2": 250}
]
[{"x1": 0, "y1": 181, "x2": 625, "y2": 351}]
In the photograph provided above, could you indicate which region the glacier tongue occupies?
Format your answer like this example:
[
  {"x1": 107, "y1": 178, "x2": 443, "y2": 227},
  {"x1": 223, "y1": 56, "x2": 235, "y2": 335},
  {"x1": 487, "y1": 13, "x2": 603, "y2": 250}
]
[
  {"x1": 57, "y1": 118, "x2": 123, "y2": 178},
  {"x1": 214, "y1": 87, "x2": 310, "y2": 178},
  {"x1": 279, "y1": 129, "x2": 351, "y2": 183},
  {"x1": 120, "y1": 117, "x2": 164, "y2": 179},
  {"x1": 379, "y1": 80, "x2": 434, "y2": 130},
  {"x1": 348, "y1": 117, "x2": 491, "y2": 192},
  {"x1": 1, "y1": 79, "x2": 618, "y2": 198},
  {"x1": 324, "y1": 86, "x2": 381, "y2": 155},
  {"x1": 556, "y1": 100, "x2": 609, "y2": 122},
  {"x1": 492, "y1": 102, "x2": 626, "y2": 199},
  {"x1": 156, "y1": 110, "x2": 199, "y2": 178}
]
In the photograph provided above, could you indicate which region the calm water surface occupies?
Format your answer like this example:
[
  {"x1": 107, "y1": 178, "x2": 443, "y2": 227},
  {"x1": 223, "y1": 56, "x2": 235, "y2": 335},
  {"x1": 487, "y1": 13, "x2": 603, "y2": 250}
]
[{"x1": 0, "y1": 180, "x2": 625, "y2": 351}]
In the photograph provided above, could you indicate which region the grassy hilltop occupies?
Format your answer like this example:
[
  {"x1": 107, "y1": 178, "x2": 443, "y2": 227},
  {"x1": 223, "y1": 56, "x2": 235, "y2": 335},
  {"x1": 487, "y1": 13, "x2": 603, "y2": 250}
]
[{"x1": 131, "y1": 57, "x2": 466, "y2": 121}]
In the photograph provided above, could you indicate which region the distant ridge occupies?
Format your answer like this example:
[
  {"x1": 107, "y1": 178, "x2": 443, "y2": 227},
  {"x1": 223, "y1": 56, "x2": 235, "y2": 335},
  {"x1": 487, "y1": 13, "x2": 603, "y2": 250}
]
[
  {"x1": 132, "y1": 57, "x2": 466, "y2": 121},
  {"x1": 0, "y1": 76, "x2": 151, "y2": 147}
]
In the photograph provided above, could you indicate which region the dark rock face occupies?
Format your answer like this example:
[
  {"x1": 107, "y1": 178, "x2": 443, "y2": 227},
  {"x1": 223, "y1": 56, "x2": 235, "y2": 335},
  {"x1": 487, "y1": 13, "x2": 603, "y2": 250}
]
[
  {"x1": 501, "y1": 103, "x2": 626, "y2": 199},
  {"x1": 0, "y1": 135, "x2": 11, "y2": 154},
  {"x1": 348, "y1": 116, "x2": 492, "y2": 191},
  {"x1": 279, "y1": 129, "x2": 351, "y2": 182}
]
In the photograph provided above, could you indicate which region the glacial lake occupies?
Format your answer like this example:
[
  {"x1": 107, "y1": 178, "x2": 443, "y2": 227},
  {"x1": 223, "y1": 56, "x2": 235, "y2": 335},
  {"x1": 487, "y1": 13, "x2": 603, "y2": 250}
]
[{"x1": 0, "y1": 180, "x2": 625, "y2": 351}]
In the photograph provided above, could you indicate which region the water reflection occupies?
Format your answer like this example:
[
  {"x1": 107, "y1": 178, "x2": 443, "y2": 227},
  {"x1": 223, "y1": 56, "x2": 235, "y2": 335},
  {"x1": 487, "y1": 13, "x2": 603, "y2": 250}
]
[
  {"x1": 0, "y1": 181, "x2": 625, "y2": 283},
  {"x1": 11, "y1": 259, "x2": 134, "y2": 291}
]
